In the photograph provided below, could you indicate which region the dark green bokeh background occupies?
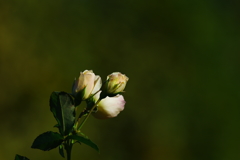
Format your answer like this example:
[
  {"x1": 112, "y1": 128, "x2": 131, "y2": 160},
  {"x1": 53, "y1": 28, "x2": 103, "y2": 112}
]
[{"x1": 1, "y1": 1, "x2": 240, "y2": 160}]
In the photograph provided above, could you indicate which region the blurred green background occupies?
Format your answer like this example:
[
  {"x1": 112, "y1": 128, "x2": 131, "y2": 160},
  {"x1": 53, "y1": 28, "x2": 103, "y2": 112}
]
[{"x1": 1, "y1": 0, "x2": 240, "y2": 160}]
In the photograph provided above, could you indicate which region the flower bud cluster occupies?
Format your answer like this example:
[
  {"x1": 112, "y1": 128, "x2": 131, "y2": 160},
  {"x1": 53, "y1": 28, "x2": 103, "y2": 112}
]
[{"x1": 72, "y1": 70, "x2": 129, "y2": 119}]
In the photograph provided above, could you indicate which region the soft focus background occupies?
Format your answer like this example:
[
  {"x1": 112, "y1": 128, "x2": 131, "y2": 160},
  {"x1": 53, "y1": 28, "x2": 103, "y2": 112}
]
[{"x1": 1, "y1": 1, "x2": 240, "y2": 160}]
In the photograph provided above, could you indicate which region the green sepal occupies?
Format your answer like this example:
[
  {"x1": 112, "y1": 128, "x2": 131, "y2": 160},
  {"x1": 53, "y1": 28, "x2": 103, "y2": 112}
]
[
  {"x1": 72, "y1": 79, "x2": 81, "y2": 104},
  {"x1": 53, "y1": 124, "x2": 60, "y2": 128},
  {"x1": 99, "y1": 91, "x2": 119, "y2": 100},
  {"x1": 50, "y1": 91, "x2": 76, "y2": 135},
  {"x1": 15, "y1": 154, "x2": 30, "y2": 160},
  {"x1": 31, "y1": 131, "x2": 64, "y2": 151},
  {"x1": 86, "y1": 97, "x2": 95, "y2": 108},
  {"x1": 86, "y1": 99, "x2": 98, "y2": 113},
  {"x1": 59, "y1": 144, "x2": 65, "y2": 158},
  {"x1": 74, "y1": 87, "x2": 86, "y2": 105},
  {"x1": 66, "y1": 134, "x2": 99, "y2": 152}
]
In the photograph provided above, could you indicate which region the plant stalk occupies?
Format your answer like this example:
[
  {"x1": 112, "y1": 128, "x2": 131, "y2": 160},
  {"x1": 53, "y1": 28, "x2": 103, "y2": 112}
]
[
  {"x1": 65, "y1": 139, "x2": 73, "y2": 160},
  {"x1": 77, "y1": 100, "x2": 100, "y2": 131}
]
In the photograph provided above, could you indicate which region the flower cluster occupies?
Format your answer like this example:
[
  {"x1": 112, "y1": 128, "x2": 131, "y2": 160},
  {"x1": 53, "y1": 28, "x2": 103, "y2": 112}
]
[
  {"x1": 72, "y1": 70, "x2": 129, "y2": 119},
  {"x1": 21, "y1": 70, "x2": 129, "y2": 160}
]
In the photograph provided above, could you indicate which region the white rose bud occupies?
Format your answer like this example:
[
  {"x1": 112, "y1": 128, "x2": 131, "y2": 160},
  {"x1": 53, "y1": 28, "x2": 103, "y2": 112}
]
[
  {"x1": 92, "y1": 94, "x2": 126, "y2": 119},
  {"x1": 104, "y1": 72, "x2": 129, "y2": 95},
  {"x1": 72, "y1": 70, "x2": 102, "y2": 100},
  {"x1": 91, "y1": 75, "x2": 102, "y2": 95}
]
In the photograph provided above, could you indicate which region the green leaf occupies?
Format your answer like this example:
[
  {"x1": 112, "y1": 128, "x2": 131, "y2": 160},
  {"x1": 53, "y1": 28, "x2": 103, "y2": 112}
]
[
  {"x1": 59, "y1": 144, "x2": 65, "y2": 158},
  {"x1": 15, "y1": 154, "x2": 30, "y2": 160},
  {"x1": 31, "y1": 131, "x2": 64, "y2": 151},
  {"x1": 50, "y1": 92, "x2": 76, "y2": 135},
  {"x1": 66, "y1": 135, "x2": 99, "y2": 152}
]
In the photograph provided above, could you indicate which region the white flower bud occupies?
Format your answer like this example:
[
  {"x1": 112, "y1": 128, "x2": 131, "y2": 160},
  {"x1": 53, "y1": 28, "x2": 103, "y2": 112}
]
[
  {"x1": 104, "y1": 72, "x2": 129, "y2": 94},
  {"x1": 92, "y1": 95, "x2": 126, "y2": 119},
  {"x1": 72, "y1": 70, "x2": 102, "y2": 100}
]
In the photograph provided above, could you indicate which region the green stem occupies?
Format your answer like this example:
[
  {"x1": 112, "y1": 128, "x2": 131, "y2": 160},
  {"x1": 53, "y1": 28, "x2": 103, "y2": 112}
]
[
  {"x1": 76, "y1": 91, "x2": 101, "y2": 130},
  {"x1": 77, "y1": 100, "x2": 100, "y2": 131},
  {"x1": 65, "y1": 139, "x2": 73, "y2": 160}
]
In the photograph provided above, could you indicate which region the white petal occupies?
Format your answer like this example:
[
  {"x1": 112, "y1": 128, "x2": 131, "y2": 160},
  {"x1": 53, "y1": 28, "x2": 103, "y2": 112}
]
[
  {"x1": 82, "y1": 72, "x2": 95, "y2": 99},
  {"x1": 92, "y1": 95, "x2": 126, "y2": 119},
  {"x1": 91, "y1": 75, "x2": 102, "y2": 95}
]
